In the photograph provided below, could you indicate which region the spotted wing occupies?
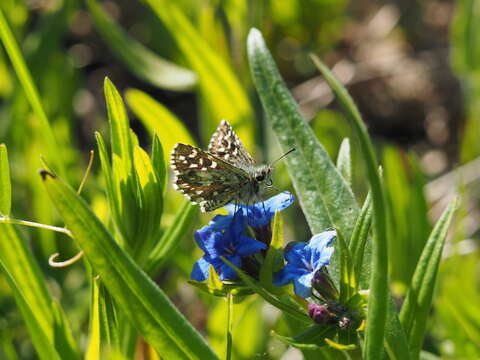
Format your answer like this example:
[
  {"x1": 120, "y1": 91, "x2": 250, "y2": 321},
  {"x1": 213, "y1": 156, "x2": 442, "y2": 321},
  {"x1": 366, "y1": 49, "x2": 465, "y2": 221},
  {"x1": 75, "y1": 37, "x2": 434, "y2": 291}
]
[
  {"x1": 170, "y1": 143, "x2": 249, "y2": 211},
  {"x1": 208, "y1": 120, "x2": 256, "y2": 169}
]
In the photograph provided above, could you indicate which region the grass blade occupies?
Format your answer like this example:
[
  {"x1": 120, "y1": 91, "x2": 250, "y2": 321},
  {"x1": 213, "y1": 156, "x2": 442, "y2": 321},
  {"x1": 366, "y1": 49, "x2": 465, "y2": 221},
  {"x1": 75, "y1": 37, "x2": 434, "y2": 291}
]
[
  {"x1": 143, "y1": 0, "x2": 254, "y2": 148},
  {"x1": 247, "y1": 28, "x2": 359, "y2": 242},
  {"x1": 0, "y1": 224, "x2": 78, "y2": 359},
  {"x1": 125, "y1": 88, "x2": 196, "y2": 163},
  {"x1": 146, "y1": 200, "x2": 198, "y2": 274},
  {"x1": 40, "y1": 171, "x2": 218, "y2": 359},
  {"x1": 0, "y1": 8, "x2": 64, "y2": 174},
  {"x1": 0, "y1": 260, "x2": 62, "y2": 360},
  {"x1": 310, "y1": 54, "x2": 389, "y2": 359},
  {"x1": 87, "y1": 0, "x2": 196, "y2": 91},
  {"x1": 400, "y1": 198, "x2": 457, "y2": 359},
  {"x1": 0, "y1": 144, "x2": 11, "y2": 216}
]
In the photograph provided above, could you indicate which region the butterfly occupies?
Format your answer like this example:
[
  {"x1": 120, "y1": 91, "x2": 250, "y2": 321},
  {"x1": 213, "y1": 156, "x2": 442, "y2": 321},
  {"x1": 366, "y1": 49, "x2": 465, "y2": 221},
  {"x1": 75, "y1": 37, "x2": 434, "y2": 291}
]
[{"x1": 170, "y1": 120, "x2": 293, "y2": 212}]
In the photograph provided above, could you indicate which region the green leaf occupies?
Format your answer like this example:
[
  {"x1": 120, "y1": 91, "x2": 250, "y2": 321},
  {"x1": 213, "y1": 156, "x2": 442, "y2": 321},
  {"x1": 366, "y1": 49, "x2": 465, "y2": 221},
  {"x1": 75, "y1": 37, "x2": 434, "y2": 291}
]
[
  {"x1": 86, "y1": 278, "x2": 119, "y2": 360},
  {"x1": 247, "y1": 28, "x2": 359, "y2": 242},
  {"x1": 336, "y1": 138, "x2": 352, "y2": 186},
  {"x1": 40, "y1": 171, "x2": 218, "y2": 360},
  {"x1": 310, "y1": 54, "x2": 389, "y2": 360},
  {"x1": 0, "y1": 260, "x2": 62, "y2": 360},
  {"x1": 104, "y1": 77, "x2": 134, "y2": 171},
  {"x1": 0, "y1": 8, "x2": 64, "y2": 175},
  {"x1": 143, "y1": 0, "x2": 254, "y2": 149},
  {"x1": 400, "y1": 198, "x2": 457, "y2": 359},
  {"x1": 272, "y1": 324, "x2": 335, "y2": 349},
  {"x1": 349, "y1": 192, "x2": 373, "y2": 289},
  {"x1": 125, "y1": 88, "x2": 196, "y2": 164},
  {"x1": 86, "y1": 0, "x2": 196, "y2": 91},
  {"x1": 221, "y1": 257, "x2": 309, "y2": 323},
  {"x1": 95, "y1": 132, "x2": 125, "y2": 244},
  {"x1": 336, "y1": 229, "x2": 355, "y2": 303},
  {"x1": 0, "y1": 224, "x2": 78, "y2": 359},
  {"x1": 259, "y1": 211, "x2": 284, "y2": 293},
  {"x1": 146, "y1": 200, "x2": 198, "y2": 274},
  {"x1": 132, "y1": 146, "x2": 163, "y2": 261},
  {"x1": 385, "y1": 297, "x2": 411, "y2": 360},
  {"x1": 0, "y1": 144, "x2": 11, "y2": 216},
  {"x1": 151, "y1": 134, "x2": 166, "y2": 193}
]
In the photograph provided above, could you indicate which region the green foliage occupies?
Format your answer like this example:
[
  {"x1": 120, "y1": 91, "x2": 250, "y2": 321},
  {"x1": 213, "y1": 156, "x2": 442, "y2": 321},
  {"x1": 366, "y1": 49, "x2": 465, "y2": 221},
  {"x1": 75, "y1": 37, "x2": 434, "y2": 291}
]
[
  {"x1": 40, "y1": 170, "x2": 218, "y2": 360},
  {"x1": 87, "y1": 0, "x2": 196, "y2": 91},
  {"x1": 0, "y1": 2, "x2": 469, "y2": 359}
]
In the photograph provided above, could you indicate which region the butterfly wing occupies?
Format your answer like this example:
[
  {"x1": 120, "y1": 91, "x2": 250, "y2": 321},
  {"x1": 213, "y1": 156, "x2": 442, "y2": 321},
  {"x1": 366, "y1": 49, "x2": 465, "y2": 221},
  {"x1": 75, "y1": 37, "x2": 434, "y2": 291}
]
[
  {"x1": 208, "y1": 120, "x2": 256, "y2": 169},
  {"x1": 170, "y1": 143, "x2": 250, "y2": 211}
]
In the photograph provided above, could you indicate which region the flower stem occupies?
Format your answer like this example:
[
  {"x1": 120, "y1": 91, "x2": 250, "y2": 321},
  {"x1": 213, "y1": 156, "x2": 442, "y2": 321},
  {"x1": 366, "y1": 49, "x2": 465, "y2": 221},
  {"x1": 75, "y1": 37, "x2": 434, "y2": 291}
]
[
  {"x1": 0, "y1": 217, "x2": 73, "y2": 237},
  {"x1": 226, "y1": 293, "x2": 233, "y2": 360}
]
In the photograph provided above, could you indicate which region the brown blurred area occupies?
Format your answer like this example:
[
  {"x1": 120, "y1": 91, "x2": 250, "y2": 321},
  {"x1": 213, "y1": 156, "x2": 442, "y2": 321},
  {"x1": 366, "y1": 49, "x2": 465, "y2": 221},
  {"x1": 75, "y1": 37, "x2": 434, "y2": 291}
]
[{"x1": 62, "y1": 0, "x2": 463, "y2": 177}]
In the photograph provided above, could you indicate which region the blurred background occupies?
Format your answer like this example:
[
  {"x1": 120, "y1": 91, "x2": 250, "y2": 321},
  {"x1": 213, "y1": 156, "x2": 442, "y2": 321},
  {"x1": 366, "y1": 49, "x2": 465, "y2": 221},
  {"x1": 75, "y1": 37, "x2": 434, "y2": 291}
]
[{"x1": 0, "y1": 0, "x2": 479, "y2": 358}]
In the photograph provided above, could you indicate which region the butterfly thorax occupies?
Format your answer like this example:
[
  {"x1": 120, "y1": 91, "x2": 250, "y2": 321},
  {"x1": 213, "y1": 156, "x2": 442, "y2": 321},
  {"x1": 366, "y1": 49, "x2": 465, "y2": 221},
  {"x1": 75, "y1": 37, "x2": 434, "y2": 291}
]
[{"x1": 234, "y1": 165, "x2": 273, "y2": 203}]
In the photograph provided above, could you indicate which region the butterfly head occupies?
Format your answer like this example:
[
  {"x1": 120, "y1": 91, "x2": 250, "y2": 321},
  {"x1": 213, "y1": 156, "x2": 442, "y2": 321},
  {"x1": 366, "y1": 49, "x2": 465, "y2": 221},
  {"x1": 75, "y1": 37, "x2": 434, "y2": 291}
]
[{"x1": 253, "y1": 165, "x2": 274, "y2": 188}]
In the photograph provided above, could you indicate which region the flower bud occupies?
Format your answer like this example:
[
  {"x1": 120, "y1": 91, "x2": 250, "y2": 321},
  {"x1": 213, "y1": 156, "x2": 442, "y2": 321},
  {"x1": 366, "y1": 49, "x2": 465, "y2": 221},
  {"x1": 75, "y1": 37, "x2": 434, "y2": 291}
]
[
  {"x1": 308, "y1": 304, "x2": 337, "y2": 325},
  {"x1": 312, "y1": 267, "x2": 339, "y2": 301}
]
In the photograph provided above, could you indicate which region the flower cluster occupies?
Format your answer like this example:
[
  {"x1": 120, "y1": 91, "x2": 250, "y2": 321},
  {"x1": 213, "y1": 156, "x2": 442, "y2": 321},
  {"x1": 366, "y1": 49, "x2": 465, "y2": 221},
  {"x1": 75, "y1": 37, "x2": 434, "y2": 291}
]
[
  {"x1": 191, "y1": 191, "x2": 294, "y2": 281},
  {"x1": 190, "y1": 190, "x2": 363, "y2": 341}
]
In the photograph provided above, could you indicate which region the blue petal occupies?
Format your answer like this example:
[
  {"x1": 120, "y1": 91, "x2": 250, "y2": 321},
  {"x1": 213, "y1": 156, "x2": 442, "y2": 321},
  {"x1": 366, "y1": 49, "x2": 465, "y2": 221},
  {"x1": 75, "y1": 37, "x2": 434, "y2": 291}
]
[
  {"x1": 308, "y1": 230, "x2": 336, "y2": 269},
  {"x1": 236, "y1": 235, "x2": 267, "y2": 256},
  {"x1": 284, "y1": 242, "x2": 309, "y2": 265},
  {"x1": 194, "y1": 225, "x2": 215, "y2": 253},
  {"x1": 293, "y1": 272, "x2": 314, "y2": 298},
  {"x1": 190, "y1": 256, "x2": 211, "y2": 281},
  {"x1": 273, "y1": 263, "x2": 309, "y2": 286},
  {"x1": 218, "y1": 255, "x2": 241, "y2": 280},
  {"x1": 264, "y1": 191, "x2": 295, "y2": 213},
  {"x1": 201, "y1": 232, "x2": 227, "y2": 258},
  {"x1": 209, "y1": 214, "x2": 233, "y2": 230},
  {"x1": 225, "y1": 192, "x2": 294, "y2": 228}
]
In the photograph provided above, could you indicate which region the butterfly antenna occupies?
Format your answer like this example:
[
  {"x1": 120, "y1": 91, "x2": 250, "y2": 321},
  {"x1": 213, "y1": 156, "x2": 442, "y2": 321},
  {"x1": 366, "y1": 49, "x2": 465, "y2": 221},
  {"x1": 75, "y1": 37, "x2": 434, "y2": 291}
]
[{"x1": 270, "y1": 148, "x2": 296, "y2": 167}]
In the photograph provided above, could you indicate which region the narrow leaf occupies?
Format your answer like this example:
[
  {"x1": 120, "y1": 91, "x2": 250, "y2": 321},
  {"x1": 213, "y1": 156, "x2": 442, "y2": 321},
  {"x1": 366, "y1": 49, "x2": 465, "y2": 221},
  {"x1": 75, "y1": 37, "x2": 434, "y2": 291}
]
[
  {"x1": 0, "y1": 144, "x2": 11, "y2": 216},
  {"x1": 151, "y1": 134, "x2": 166, "y2": 193},
  {"x1": 247, "y1": 28, "x2": 359, "y2": 242},
  {"x1": 336, "y1": 229, "x2": 355, "y2": 302},
  {"x1": 385, "y1": 297, "x2": 411, "y2": 360},
  {"x1": 143, "y1": 0, "x2": 254, "y2": 149},
  {"x1": 87, "y1": 0, "x2": 196, "y2": 91},
  {"x1": 0, "y1": 260, "x2": 62, "y2": 360},
  {"x1": 349, "y1": 192, "x2": 373, "y2": 288},
  {"x1": 221, "y1": 257, "x2": 309, "y2": 322},
  {"x1": 259, "y1": 211, "x2": 284, "y2": 292},
  {"x1": 0, "y1": 9, "x2": 64, "y2": 174},
  {"x1": 125, "y1": 89, "x2": 196, "y2": 164},
  {"x1": 146, "y1": 200, "x2": 198, "y2": 274},
  {"x1": 400, "y1": 198, "x2": 457, "y2": 359},
  {"x1": 0, "y1": 224, "x2": 78, "y2": 358},
  {"x1": 104, "y1": 78, "x2": 133, "y2": 170},
  {"x1": 336, "y1": 138, "x2": 352, "y2": 186},
  {"x1": 40, "y1": 171, "x2": 218, "y2": 360},
  {"x1": 311, "y1": 54, "x2": 389, "y2": 360}
]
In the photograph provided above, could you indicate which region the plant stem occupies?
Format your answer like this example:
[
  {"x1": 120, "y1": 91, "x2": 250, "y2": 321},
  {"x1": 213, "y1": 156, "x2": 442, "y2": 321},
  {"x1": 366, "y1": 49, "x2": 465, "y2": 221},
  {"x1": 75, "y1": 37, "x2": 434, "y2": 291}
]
[
  {"x1": 0, "y1": 217, "x2": 73, "y2": 237},
  {"x1": 226, "y1": 293, "x2": 233, "y2": 360}
]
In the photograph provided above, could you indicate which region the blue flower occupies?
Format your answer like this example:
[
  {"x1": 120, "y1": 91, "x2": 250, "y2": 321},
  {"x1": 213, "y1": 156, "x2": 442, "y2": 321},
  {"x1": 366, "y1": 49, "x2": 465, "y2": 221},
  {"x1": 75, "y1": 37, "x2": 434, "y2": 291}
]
[
  {"x1": 274, "y1": 230, "x2": 336, "y2": 298},
  {"x1": 191, "y1": 216, "x2": 266, "y2": 281},
  {"x1": 225, "y1": 191, "x2": 294, "y2": 227},
  {"x1": 191, "y1": 192, "x2": 294, "y2": 282}
]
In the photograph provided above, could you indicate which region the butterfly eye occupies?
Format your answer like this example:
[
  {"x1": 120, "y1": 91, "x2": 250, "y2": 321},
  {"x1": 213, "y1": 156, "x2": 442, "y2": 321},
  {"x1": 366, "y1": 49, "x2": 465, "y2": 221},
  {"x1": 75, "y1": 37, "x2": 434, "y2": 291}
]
[{"x1": 255, "y1": 174, "x2": 265, "y2": 182}]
